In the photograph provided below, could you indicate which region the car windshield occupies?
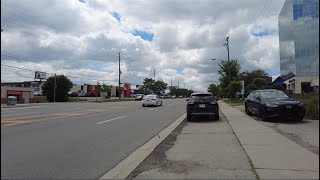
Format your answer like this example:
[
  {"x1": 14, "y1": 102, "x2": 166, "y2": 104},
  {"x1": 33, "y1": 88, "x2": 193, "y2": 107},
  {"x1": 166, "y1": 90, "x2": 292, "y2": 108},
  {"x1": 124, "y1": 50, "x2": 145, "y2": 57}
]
[
  {"x1": 260, "y1": 91, "x2": 289, "y2": 99},
  {"x1": 145, "y1": 95, "x2": 156, "y2": 99}
]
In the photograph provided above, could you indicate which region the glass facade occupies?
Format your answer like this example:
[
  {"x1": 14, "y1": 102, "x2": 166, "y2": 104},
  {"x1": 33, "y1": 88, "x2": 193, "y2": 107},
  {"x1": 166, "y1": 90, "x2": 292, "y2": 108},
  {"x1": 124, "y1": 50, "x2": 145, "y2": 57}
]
[{"x1": 279, "y1": 0, "x2": 319, "y2": 77}]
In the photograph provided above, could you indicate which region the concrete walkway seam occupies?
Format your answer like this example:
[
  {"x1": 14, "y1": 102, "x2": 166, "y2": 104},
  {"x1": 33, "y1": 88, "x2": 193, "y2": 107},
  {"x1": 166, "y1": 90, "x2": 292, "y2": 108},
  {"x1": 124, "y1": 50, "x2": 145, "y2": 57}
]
[{"x1": 221, "y1": 112, "x2": 260, "y2": 180}]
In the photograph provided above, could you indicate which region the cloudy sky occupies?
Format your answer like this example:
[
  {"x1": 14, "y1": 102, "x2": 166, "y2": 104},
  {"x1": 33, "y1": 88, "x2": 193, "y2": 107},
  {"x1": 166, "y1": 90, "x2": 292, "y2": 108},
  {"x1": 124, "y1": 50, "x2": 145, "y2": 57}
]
[{"x1": 1, "y1": 0, "x2": 285, "y2": 91}]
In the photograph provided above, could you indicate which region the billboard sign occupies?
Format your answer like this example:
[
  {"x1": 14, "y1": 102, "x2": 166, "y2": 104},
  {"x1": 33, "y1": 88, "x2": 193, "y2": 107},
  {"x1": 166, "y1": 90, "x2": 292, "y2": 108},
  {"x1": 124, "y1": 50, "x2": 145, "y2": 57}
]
[{"x1": 35, "y1": 71, "x2": 46, "y2": 79}]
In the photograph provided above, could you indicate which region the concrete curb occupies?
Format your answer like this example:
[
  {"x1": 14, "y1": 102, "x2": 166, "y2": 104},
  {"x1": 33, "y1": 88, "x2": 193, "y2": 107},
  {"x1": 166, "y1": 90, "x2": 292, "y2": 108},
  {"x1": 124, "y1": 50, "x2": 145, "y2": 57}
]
[{"x1": 99, "y1": 113, "x2": 186, "y2": 179}]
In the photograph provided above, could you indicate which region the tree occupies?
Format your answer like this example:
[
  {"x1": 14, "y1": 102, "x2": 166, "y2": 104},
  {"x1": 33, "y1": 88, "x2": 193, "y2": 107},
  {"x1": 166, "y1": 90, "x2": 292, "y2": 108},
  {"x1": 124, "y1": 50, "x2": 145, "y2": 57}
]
[
  {"x1": 252, "y1": 78, "x2": 268, "y2": 89},
  {"x1": 141, "y1": 78, "x2": 167, "y2": 95},
  {"x1": 218, "y1": 60, "x2": 241, "y2": 98},
  {"x1": 207, "y1": 84, "x2": 220, "y2": 96},
  {"x1": 42, "y1": 75, "x2": 73, "y2": 102},
  {"x1": 245, "y1": 84, "x2": 257, "y2": 97},
  {"x1": 239, "y1": 69, "x2": 272, "y2": 87},
  {"x1": 101, "y1": 84, "x2": 112, "y2": 98},
  {"x1": 228, "y1": 81, "x2": 242, "y2": 98},
  {"x1": 153, "y1": 80, "x2": 168, "y2": 95}
]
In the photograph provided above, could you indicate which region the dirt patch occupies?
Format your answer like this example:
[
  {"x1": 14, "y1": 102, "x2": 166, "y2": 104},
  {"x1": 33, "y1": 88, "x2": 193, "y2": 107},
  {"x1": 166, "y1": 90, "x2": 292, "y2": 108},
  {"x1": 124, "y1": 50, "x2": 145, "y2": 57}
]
[{"x1": 126, "y1": 119, "x2": 205, "y2": 180}]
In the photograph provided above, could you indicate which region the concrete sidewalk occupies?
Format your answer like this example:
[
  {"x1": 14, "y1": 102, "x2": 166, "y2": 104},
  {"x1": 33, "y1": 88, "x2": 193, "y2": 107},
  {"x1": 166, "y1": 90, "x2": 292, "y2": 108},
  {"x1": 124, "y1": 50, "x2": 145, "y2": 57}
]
[
  {"x1": 219, "y1": 101, "x2": 319, "y2": 179},
  {"x1": 128, "y1": 113, "x2": 257, "y2": 179}
]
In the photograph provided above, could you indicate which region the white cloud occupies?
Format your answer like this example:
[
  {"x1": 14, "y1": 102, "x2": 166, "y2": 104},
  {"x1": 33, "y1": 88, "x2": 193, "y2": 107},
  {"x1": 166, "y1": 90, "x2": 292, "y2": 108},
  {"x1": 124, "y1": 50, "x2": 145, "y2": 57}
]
[{"x1": 1, "y1": 0, "x2": 286, "y2": 91}]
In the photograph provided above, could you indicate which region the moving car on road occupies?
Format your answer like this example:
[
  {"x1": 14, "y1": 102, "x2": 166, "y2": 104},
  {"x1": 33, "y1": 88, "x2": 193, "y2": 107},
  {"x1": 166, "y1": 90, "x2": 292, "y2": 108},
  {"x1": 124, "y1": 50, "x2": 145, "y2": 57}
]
[
  {"x1": 135, "y1": 94, "x2": 144, "y2": 101},
  {"x1": 171, "y1": 95, "x2": 176, "y2": 99},
  {"x1": 186, "y1": 92, "x2": 219, "y2": 121},
  {"x1": 142, "y1": 94, "x2": 162, "y2": 107},
  {"x1": 245, "y1": 89, "x2": 305, "y2": 121}
]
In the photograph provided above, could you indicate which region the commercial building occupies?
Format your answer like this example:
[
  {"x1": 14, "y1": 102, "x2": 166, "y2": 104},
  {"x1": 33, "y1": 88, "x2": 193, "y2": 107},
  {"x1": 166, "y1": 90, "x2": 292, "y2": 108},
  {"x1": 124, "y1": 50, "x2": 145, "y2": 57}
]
[
  {"x1": 278, "y1": 0, "x2": 319, "y2": 94},
  {"x1": 1, "y1": 81, "x2": 44, "y2": 103}
]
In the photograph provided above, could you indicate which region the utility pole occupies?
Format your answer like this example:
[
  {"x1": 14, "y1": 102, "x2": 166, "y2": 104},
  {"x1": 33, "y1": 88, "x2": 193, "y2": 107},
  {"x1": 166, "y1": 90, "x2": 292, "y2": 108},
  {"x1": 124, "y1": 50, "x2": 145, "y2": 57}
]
[
  {"x1": 118, "y1": 52, "x2": 121, "y2": 100},
  {"x1": 54, "y1": 73, "x2": 56, "y2": 102},
  {"x1": 178, "y1": 80, "x2": 179, "y2": 88},
  {"x1": 170, "y1": 77, "x2": 173, "y2": 94},
  {"x1": 153, "y1": 69, "x2": 156, "y2": 81}
]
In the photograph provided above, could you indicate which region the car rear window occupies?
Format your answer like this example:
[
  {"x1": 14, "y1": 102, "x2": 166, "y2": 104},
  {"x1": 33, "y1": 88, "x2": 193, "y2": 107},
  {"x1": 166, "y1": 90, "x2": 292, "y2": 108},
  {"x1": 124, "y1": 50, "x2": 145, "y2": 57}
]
[{"x1": 191, "y1": 95, "x2": 214, "y2": 102}]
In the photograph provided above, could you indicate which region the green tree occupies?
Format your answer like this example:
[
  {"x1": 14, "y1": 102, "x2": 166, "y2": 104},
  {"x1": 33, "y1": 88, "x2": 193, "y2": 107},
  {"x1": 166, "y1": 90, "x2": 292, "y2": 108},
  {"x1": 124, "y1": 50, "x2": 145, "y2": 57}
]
[
  {"x1": 42, "y1": 75, "x2": 73, "y2": 102},
  {"x1": 101, "y1": 84, "x2": 112, "y2": 98},
  {"x1": 153, "y1": 80, "x2": 168, "y2": 95},
  {"x1": 142, "y1": 78, "x2": 167, "y2": 95},
  {"x1": 252, "y1": 78, "x2": 268, "y2": 89},
  {"x1": 245, "y1": 84, "x2": 257, "y2": 97},
  {"x1": 228, "y1": 81, "x2": 242, "y2": 98},
  {"x1": 207, "y1": 84, "x2": 220, "y2": 96},
  {"x1": 239, "y1": 69, "x2": 272, "y2": 87},
  {"x1": 218, "y1": 60, "x2": 241, "y2": 97}
]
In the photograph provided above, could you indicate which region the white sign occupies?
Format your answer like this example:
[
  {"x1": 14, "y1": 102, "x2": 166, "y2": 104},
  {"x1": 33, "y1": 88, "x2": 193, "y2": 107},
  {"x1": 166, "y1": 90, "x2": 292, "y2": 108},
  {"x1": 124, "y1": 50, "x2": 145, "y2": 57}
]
[
  {"x1": 239, "y1": 81, "x2": 244, "y2": 94},
  {"x1": 35, "y1": 71, "x2": 46, "y2": 79}
]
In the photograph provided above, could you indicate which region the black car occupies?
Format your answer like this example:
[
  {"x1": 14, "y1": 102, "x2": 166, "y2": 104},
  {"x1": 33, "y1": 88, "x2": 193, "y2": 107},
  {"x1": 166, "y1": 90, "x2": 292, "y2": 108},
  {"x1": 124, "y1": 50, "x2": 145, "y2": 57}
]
[
  {"x1": 186, "y1": 93, "x2": 219, "y2": 121},
  {"x1": 69, "y1": 92, "x2": 79, "y2": 97},
  {"x1": 245, "y1": 89, "x2": 305, "y2": 121}
]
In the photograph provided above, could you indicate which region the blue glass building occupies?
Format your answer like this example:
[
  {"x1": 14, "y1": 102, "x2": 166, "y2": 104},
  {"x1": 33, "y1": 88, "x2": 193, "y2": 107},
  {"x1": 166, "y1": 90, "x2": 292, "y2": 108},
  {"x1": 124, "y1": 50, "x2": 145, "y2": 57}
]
[{"x1": 278, "y1": 0, "x2": 319, "y2": 94}]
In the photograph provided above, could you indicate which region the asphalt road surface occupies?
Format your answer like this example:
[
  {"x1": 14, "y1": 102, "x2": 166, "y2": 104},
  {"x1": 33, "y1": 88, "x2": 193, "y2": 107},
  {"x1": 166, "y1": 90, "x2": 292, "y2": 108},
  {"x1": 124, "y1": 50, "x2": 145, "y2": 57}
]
[{"x1": 1, "y1": 99, "x2": 187, "y2": 179}]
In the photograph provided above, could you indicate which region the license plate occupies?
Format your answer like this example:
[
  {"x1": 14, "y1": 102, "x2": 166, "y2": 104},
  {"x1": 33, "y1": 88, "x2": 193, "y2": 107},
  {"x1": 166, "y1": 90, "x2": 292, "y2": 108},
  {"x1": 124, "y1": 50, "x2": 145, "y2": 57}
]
[
  {"x1": 199, "y1": 104, "x2": 205, "y2": 108},
  {"x1": 286, "y1": 106, "x2": 292, "y2": 109}
]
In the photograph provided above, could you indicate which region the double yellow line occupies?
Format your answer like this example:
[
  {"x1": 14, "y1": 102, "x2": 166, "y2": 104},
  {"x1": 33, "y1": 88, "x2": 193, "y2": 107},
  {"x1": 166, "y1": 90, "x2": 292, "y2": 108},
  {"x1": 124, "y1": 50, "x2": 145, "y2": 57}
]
[{"x1": 1, "y1": 106, "x2": 127, "y2": 126}]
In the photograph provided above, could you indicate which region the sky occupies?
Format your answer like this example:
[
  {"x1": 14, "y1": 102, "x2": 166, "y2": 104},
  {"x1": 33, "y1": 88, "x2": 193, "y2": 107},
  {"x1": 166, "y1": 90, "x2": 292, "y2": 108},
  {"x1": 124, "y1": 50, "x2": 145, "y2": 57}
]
[{"x1": 1, "y1": 0, "x2": 285, "y2": 92}]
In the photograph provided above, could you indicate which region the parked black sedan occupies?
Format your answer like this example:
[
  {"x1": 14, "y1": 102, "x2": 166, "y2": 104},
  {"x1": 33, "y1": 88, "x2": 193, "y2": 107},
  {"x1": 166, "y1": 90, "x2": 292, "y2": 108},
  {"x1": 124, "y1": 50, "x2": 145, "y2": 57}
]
[
  {"x1": 186, "y1": 92, "x2": 219, "y2": 121},
  {"x1": 245, "y1": 89, "x2": 305, "y2": 121}
]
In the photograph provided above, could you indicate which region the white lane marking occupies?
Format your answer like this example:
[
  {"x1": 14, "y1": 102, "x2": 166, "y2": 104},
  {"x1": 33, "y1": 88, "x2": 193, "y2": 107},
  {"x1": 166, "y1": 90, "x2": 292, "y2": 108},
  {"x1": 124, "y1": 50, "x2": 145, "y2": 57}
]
[
  {"x1": 148, "y1": 108, "x2": 157, "y2": 111},
  {"x1": 1, "y1": 106, "x2": 49, "y2": 111},
  {"x1": 1, "y1": 111, "x2": 39, "y2": 117},
  {"x1": 96, "y1": 116, "x2": 127, "y2": 125}
]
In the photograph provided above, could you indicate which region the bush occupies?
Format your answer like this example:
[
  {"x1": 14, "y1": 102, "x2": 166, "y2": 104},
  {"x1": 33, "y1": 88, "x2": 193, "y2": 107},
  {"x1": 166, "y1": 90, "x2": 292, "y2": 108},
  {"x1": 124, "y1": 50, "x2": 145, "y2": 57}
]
[{"x1": 293, "y1": 94, "x2": 319, "y2": 120}]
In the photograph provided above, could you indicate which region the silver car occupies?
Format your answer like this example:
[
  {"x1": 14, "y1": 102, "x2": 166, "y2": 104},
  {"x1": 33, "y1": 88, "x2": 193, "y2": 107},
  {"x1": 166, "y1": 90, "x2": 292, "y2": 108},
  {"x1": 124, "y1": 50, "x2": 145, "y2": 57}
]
[{"x1": 142, "y1": 94, "x2": 162, "y2": 107}]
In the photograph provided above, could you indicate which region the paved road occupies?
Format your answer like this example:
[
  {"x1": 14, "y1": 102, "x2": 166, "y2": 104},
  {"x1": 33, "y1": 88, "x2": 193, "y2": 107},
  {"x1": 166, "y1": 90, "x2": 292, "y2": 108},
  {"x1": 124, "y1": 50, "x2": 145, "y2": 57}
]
[
  {"x1": 1, "y1": 99, "x2": 187, "y2": 179},
  {"x1": 233, "y1": 105, "x2": 319, "y2": 155}
]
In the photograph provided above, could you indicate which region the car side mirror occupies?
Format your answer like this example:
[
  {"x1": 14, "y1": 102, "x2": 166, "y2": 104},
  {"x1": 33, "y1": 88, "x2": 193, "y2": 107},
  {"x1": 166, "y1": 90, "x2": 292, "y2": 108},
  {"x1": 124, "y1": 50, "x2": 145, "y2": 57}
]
[
  {"x1": 186, "y1": 99, "x2": 189, "y2": 101},
  {"x1": 215, "y1": 98, "x2": 218, "y2": 101}
]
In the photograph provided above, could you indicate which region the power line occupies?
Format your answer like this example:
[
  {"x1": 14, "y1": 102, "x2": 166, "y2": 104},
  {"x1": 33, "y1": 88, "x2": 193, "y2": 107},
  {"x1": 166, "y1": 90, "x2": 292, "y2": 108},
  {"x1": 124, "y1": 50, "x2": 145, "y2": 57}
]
[
  {"x1": 250, "y1": 0, "x2": 272, "y2": 33},
  {"x1": 1, "y1": 63, "x2": 115, "y2": 83}
]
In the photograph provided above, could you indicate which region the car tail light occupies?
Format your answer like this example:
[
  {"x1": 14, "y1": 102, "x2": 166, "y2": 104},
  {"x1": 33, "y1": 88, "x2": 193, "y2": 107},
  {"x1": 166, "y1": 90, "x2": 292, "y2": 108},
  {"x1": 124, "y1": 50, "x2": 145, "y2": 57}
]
[{"x1": 188, "y1": 101, "x2": 195, "y2": 105}]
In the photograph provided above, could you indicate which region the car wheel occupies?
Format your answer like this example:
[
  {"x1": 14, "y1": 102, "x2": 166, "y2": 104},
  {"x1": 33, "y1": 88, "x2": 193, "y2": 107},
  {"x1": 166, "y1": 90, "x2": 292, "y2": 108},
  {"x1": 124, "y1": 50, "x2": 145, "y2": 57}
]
[
  {"x1": 245, "y1": 105, "x2": 252, "y2": 116},
  {"x1": 142, "y1": 104, "x2": 145, "y2": 107},
  {"x1": 296, "y1": 116, "x2": 304, "y2": 121},
  {"x1": 160, "y1": 101, "x2": 162, "y2": 106},
  {"x1": 215, "y1": 114, "x2": 219, "y2": 120}
]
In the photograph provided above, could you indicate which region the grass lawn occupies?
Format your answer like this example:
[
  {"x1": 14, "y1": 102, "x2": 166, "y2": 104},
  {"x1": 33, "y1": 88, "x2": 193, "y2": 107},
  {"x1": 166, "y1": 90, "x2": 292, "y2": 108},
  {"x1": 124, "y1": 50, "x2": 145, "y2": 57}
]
[
  {"x1": 223, "y1": 99, "x2": 245, "y2": 106},
  {"x1": 34, "y1": 96, "x2": 48, "y2": 103}
]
